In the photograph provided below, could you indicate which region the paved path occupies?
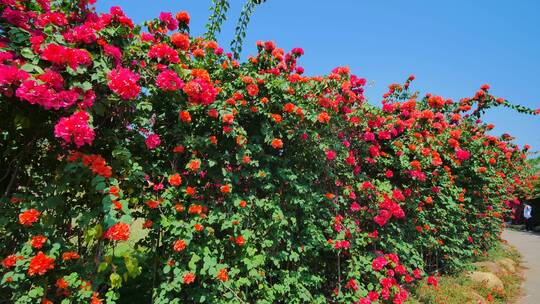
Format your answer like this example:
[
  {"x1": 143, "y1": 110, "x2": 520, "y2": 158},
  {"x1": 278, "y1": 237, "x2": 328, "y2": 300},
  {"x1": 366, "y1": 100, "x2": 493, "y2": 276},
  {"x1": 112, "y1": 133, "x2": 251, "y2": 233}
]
[{"x1": 502, "y1": 229, "x2": 540, "y2": 304}]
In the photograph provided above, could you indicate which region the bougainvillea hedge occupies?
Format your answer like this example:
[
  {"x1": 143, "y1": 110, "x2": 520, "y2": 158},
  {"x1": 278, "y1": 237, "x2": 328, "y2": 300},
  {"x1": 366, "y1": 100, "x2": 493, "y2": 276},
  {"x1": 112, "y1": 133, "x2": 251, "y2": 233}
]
[{"x1": 0, "y1": 1, "x2": 538, "y2": 303}]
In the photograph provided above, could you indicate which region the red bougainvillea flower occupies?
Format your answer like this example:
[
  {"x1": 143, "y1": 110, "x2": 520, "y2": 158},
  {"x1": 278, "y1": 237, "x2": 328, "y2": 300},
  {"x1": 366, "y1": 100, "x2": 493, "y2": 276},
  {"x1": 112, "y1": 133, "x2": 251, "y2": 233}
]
[
  {"x1": 183, "y1": 272, "x2": 195, "y2": 284},
  {"x1": 2, "y1": 255, "x2": 23, "y2": 268},
  {"x1": 56, "y1": 278, "x2": 69, "y2": 289},
  {"x1": 427, "y1": 276, "x2": 438, "y2": 287},
  {"x1": 246, "y1": 84, "x2": 259, "y2": 97},
  {"x1": 217, "y1": 268, "x2": 228, "y2": 282},
  {"x1": 107, "y1": 67, "x2": 141, "y2": 100},
  {"x1": 168, "y1": 173, "x2": 182, "y2": 187},
  {"x1": 326, "y1": 150, "x2": 336, "y2": 160},
  {"x1": 183, "y1": 78, "x2": 218, "y2": 105},
  {"x1": 148, "y1": 43, "x2": 180, "y2": 64},
  {"x1": 235, "y1": 235, "x2": 245, "y2": 246},
  {"x1": 19, "y1": 209, "x2": 41, "y2": 226},
  {"x1": 28, "y1": 251, "x2": 55, "y2": 276},
  {"x1": 455, "y1": 149, "x2": 471, "y2": 161},
  {"x1": 271, "y1": 138, "x2": 283, "y2": 149},
  {"x1": 54, "y1": 111, "x2": 95, "y2": 147},
  {"x1": 171, "y1": 33, "x2": 190, "y2": 51},
  {"x1": 173, "y1": 239, "x2": 187, "y2": 252},
  {"x1": 145, "y1": 134, "x2": 161, "y2": 149},
  {"x1": 41, "y1": 44, "x2": 92, "y2": 69},
  {"x1": 30, "y1": 235, "x2": 47, "y2": 249},
  {"x1": 156, "y1": 69, "x2": 184, "y2": 91},
  {"x1": 104, "y1": 222, "x2": 130, "y2": 241},
  {"x1": 175, "y1": 11, "x2": 190, "y2": 24}
]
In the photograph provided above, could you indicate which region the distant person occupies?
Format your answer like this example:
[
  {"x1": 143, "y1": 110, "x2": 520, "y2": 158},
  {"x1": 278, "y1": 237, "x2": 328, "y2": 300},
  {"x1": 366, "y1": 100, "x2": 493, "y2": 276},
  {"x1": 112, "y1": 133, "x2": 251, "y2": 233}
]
[{"x1": 524, "y1": 204, "x2": 533, "y2": 231}]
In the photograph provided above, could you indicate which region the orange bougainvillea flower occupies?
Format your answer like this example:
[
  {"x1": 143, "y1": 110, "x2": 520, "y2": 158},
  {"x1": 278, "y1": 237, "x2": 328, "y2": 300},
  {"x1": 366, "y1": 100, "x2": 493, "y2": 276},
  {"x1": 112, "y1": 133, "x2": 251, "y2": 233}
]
[
  {"x1": 175, "y1": 203, "x2": 185, "y2": 212},
  {"x1": 217, "y1": 268, "x2": 229, "y2": 282},
  {"x1": 175, "y1": 11, "x2": 190, "y2": 24},
  {"x1": 188, "y1": 204, "x2": 203, "y2": 215},
  {"x1": 61, "y1": 251, "x2": 80, "y2": 261},
  {"x1": 28, "y1": 251, "x2": 55, "y2": 276},
  {"x1": 173, "y1": 239, "x2": 187, "y2": 252},
  {"x1": 185, "y1": 186, "x2": 197, "y2": 196},
  {"x1": 222, "y1": 113, "x2": 234, "y2": 124},
  {"x1": 271, "y1": 138, "x2": 283, "y2": 149},
  {"x1": 179, "y1": 110, "x2": 192, "y2": 123},
  {"x1": 183, "y1": 272, "x2": 196, "y2": 284},
  {"x1": 194, "y1": 223, "x2": 204, "y2": 231},
  {"x1": 317, "y1": 111, "x2": 330, "y2": 123},
  {"x1": 19, "y1": 209, "x2": 41, "y2": 226},
  {"x1": 188, "y1": 159, "x2": 201, "y2": 171},
  {"x1": 271, "y1": 113, "x2": 282, "y2": 123},
  {"x1": 168, "y1": 173, "x2": 182, "y2": 187},
  {"x1": 239, "y1": 200, "x2": 247, "y2": 208},
  {"x1": 220, "y1": 184, "x2": 231, "y2": 194},
  {"x1": 171, "y1": 32, "x2": 190, "y2": 51}
]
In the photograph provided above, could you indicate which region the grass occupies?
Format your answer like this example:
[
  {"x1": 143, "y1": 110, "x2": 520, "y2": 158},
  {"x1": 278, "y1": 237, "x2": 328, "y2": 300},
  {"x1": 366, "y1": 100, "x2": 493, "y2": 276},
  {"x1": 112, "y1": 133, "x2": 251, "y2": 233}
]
[{"x1": 406, "y1": 243, "x2": 523, "y2": 304}]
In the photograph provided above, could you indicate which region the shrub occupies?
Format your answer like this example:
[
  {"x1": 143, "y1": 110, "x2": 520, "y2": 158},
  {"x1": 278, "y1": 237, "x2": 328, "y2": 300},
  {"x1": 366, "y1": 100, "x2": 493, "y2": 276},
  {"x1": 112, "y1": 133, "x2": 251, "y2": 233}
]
[{"x1": 0, "y1": 1, "x2": 538, "y2": 303}]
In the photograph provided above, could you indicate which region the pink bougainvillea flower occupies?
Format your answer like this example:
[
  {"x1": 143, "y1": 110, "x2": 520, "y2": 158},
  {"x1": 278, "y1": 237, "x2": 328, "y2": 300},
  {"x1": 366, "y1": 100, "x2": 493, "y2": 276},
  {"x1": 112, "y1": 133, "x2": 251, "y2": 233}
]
[
  {"x1": 107, "y1": 67, "x2": 141, "y2": 100},
  {"x1": 145, "y1": 134, "x2": 161, "y2": 150},
  {"x1": 54, "y1": 111, "x2": 95, "y2": 147},
  {"x1": 159, "y1": 12, "x2": 178, "y2": 31},
  {"x1": 455, "y1": 149, "x2": 471, "y2": 161},
  {"x1": 156, "y1": 69, "x2": 184, "y2": 91},
  {"x1": 372, "y1": 256, "x2": 388, "y2": 271}
]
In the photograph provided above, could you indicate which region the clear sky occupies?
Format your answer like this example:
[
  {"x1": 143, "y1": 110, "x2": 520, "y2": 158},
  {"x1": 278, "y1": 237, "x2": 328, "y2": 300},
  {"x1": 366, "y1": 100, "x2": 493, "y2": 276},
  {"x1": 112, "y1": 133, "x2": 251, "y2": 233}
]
[{"x1": 96, "y1": 0, "x2": 540, "y2": 152}]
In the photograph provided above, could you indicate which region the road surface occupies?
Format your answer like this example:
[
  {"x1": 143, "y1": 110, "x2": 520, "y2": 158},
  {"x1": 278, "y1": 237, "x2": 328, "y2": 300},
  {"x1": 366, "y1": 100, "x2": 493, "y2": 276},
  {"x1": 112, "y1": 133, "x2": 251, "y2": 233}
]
[{"x1": 502, "y1": 229, "x2": 540, "y2": 304}]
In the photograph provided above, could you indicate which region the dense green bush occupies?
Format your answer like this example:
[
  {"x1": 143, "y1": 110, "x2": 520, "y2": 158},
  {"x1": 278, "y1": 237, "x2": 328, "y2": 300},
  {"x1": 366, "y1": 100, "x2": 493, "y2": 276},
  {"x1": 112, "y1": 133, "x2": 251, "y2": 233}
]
[{"x1": 0, "y1": 1, "x2": 537, "y2": 303}]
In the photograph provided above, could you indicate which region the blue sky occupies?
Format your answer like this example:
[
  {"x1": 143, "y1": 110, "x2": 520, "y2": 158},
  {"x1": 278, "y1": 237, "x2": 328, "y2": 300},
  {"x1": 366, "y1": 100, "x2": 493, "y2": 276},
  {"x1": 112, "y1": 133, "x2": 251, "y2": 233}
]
[{"x1": 96, "y1": 0, "x2": 540, "y2": 152}]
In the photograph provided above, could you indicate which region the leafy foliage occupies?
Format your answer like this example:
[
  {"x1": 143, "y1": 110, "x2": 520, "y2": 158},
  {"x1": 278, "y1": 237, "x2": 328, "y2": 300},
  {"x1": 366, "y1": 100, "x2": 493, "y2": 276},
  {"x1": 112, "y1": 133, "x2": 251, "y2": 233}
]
[{"x1": 0, "y1": 1, "x2": 538, "y2": 304}]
